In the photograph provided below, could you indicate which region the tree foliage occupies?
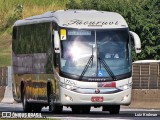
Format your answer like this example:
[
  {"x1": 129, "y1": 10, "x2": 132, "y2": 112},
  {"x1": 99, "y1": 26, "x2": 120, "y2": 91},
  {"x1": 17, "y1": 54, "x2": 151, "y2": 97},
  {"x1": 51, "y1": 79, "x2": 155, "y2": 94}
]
[
  {"x1": 6, "y1": 4, "x2": 23, "y2": 28},
  {"x1": 66, "y1": 0, "x2": 160, "y2": 61}
]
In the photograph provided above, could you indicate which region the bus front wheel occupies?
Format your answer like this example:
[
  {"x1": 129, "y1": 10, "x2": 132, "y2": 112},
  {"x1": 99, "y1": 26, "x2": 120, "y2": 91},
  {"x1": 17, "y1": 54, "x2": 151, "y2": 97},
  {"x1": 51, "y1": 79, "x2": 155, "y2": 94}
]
[
  {"x1": 48, "y1": 86, "x2": 62, "y2": 113},
  {"x1": 22, "y1": 89, "x2": 32, "y2": 112}
]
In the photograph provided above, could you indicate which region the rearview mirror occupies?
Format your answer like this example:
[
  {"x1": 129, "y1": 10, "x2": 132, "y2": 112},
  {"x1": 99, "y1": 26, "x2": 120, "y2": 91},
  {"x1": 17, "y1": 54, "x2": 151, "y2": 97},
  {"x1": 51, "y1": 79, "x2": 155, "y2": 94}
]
[
  {"x1": 129, "y1": 31, "x2": 141, "y2": 53},
  {"x1": 54, "y1": 31, "x2": 60, "y2": 53}
]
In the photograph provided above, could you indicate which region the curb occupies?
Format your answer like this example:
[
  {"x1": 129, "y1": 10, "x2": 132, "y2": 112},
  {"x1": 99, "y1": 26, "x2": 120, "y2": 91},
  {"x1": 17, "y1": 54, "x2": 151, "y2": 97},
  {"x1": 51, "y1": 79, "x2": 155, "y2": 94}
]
[
  {"x1": 1, "y1": 86, "x2": 14, "y2": 103},
  {"x1": 1, "y1": 66, "x2": 15, "y2": 103}
]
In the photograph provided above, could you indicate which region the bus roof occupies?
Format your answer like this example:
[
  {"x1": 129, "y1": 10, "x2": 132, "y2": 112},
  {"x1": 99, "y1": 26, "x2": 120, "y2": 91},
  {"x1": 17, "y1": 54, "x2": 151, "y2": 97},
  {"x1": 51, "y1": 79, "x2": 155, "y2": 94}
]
[{"x1": 14, "y1": 10, "x2": 128, "y2": 29}]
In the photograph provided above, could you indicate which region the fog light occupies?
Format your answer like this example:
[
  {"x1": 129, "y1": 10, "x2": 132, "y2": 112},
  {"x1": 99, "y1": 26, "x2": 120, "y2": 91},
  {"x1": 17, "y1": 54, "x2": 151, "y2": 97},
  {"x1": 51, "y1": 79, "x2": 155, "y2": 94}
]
[
  {"x1": 122, "y1": 95, "x2": 129, "y2": 101},
  {"x1": 65, "y1": 94, "x2": 73, "y2": 101}
]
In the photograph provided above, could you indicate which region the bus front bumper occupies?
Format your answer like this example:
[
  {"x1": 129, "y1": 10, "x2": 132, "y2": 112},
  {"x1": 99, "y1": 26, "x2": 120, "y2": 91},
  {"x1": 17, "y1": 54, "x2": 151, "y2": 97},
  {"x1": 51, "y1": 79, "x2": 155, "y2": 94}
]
[{"x1": 58, "y1": 87, "x2": 131, "y2": 106}]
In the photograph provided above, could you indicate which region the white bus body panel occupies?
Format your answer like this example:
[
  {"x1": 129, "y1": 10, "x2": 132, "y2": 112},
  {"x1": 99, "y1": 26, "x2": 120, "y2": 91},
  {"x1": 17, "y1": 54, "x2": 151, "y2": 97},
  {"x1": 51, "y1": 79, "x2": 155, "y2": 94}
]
[
  {"x1": 60, "y1": 87, "x2": 131, "y2": 105},
  {"x1": 58, "y1": 76, "x2": 132, "y2": 105},
  {"x1": 14, "y1": 10, "x2": 128, "y2": 29}
]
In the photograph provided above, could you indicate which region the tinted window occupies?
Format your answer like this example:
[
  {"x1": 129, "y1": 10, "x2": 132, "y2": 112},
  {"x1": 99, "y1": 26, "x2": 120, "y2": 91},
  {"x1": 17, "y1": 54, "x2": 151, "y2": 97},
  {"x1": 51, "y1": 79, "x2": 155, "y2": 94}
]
[
  {"x1": 12, "y1": 23, "x2": 53, "y2": 74},
  {"x1": 13, "y1": 23, "x2": 51, "y2": 54}
]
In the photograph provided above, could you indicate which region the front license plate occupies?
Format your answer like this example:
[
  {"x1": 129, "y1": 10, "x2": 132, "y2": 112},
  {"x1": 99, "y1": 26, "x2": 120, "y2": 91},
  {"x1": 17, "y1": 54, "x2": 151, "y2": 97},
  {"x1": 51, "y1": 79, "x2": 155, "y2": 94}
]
[{"x1": 91, "y1": 96, "x2": 103, "y2": 102}]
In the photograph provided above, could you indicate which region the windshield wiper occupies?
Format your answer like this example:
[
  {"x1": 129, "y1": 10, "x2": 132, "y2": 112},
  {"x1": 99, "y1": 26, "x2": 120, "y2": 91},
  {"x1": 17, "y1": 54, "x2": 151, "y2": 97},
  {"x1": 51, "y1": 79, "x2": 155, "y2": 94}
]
[
  {"x1": 79, "y1": 55, "x2": 94, "y2": 80},
  {"x1": 79, "y1": 46, "x2": 94, "y2": 80},
  {"x1": 98, "y1": 56, "x2": 117, "y2": 81},
  {"x1": 79, "y1": 44, "x2": 116, "y2": 81}
]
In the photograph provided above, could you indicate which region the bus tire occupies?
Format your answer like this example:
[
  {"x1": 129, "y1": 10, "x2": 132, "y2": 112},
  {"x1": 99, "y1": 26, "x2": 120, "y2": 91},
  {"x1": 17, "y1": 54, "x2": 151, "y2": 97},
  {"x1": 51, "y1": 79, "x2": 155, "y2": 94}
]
[
  {"x1": 22, "y1": 89, "x2": 32, "y2": 112},
  {"x1": 48, "y1": 87, "x2": 55, "y2": 113},
  {"x1": 48, "y1": 85, "x2": 63, "y2": 113}
]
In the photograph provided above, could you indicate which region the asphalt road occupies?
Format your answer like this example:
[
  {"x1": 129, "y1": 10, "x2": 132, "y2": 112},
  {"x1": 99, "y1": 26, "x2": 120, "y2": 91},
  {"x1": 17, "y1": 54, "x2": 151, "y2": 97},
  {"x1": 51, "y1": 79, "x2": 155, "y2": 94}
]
[{"x1": 0, "y1": 103, "x2": 160, "y2": 120}]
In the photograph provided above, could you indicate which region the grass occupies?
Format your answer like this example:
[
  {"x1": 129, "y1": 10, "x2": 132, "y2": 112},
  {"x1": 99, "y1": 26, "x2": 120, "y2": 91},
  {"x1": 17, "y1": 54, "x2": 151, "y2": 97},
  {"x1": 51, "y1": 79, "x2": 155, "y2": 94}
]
[
  {"x1": 0, "y1": 0, "x2": 68, "y2": 66},
  {"x1": 0, "y1": 0, "x2": 68, "y2": 22},
  {"x1": 0, "y1": 32, "x2": 11, "y2": 66}
]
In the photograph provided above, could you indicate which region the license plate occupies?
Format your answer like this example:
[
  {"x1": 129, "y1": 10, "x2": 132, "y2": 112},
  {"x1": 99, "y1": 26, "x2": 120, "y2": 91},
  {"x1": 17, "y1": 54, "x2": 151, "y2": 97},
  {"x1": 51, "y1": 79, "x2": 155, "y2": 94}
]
[{"x1": 91, "y1": 96, "x2": 103, "y2": 102}]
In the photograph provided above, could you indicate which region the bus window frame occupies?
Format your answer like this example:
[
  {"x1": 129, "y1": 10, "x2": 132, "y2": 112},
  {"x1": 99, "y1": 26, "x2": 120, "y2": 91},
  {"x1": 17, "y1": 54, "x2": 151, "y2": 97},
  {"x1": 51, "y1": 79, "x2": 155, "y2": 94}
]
[{"x1": 12, "y1": 26, "x2": 17, "y2": 39}]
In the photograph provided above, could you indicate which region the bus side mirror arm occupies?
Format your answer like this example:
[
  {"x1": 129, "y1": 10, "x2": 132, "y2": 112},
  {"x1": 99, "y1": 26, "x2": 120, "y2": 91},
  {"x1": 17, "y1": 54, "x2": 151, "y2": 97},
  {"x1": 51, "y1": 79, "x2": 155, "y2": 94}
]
[
  {"x1": 129, "y1": 31, "x2": 141, "y2": 53},
  {"x1": 54, "y1": 31, "x2": 60, "y2": 53}
]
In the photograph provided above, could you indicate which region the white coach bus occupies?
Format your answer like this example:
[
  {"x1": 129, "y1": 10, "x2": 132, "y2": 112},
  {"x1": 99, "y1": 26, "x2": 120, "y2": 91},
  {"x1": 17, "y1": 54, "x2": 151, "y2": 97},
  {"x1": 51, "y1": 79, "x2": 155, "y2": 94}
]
[{"x1": 12, "y1": 10, "x2": 141, "y2": 114}]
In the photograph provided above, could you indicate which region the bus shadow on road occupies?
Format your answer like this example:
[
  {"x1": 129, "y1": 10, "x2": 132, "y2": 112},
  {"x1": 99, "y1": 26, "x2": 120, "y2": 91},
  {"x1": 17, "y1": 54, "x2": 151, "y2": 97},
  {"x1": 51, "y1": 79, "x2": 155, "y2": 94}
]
[{"x1": 41, "y1": 110, "x2": 141, "y2": 118}]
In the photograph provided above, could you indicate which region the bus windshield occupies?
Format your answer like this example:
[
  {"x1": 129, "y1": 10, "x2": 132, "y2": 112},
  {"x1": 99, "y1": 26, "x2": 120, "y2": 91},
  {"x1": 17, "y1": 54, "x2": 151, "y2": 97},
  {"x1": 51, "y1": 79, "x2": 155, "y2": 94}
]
[{"x1": 60, "y1": 28, "x2": 131, "y2": 81}]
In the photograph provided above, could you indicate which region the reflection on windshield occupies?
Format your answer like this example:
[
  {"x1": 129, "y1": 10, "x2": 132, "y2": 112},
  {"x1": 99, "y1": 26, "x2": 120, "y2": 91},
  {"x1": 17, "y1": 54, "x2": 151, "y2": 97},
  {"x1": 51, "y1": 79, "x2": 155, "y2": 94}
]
[
  {"x1": 60, "y1": 28, "x2": 131, "y2": 80},
  {"x1": 61, "y1": 30, "x2": 97, "y2": 77},
  {"x1": 68, "y1": 37, "x2": 93, "y2": 61}
]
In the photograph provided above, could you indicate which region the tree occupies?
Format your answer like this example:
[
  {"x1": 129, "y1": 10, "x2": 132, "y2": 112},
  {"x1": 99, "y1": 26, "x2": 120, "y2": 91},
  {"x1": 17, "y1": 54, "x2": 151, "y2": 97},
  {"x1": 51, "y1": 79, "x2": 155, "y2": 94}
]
[{"x1": 66, "y1": 0, "x2": 160, "y2": 61}]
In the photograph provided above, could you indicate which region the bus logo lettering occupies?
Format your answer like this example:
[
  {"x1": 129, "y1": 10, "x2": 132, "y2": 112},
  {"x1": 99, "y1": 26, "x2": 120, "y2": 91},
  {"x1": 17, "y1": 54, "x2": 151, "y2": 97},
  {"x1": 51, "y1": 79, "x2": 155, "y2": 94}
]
[{"x1": 63, "y1": 19, "x2": 119, "y2": 27}]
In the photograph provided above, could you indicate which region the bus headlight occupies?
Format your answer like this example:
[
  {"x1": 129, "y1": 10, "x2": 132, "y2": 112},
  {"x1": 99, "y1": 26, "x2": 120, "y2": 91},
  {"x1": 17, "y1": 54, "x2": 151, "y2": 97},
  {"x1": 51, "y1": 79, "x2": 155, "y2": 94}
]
[
  {"x1": 66, "y1": 85, "x2": 77, "y2": 90},
  {"x1": 60, "y1": 82, "x2": 77, "y2": 91},
  {"x1": 118, "y1": 83, "x2": 132, "y2": 90}
]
